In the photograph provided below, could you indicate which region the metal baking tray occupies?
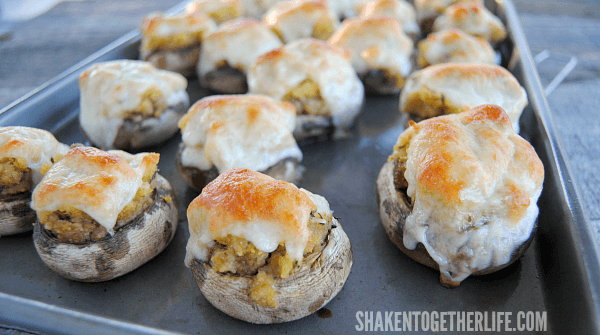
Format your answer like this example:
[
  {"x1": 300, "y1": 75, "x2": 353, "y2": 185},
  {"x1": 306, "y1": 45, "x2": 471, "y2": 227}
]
[{"x1": 1, "y1": 0, "x2": 599, "y2": 334}]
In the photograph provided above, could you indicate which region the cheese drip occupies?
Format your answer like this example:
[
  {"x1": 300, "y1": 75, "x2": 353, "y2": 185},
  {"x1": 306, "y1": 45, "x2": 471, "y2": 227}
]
[
  {"x1": 395, "y1": 106, "x2": 544, "y2": 284},
  {"x1": 248, "y1": 38, "x2": 364, "y2": 130},
  {"x1": 31, "y1": 147, "x2": 159, "y2": 234},
  {"x1": 184, "y1": 169, "x2": 333, "y2": 267}
]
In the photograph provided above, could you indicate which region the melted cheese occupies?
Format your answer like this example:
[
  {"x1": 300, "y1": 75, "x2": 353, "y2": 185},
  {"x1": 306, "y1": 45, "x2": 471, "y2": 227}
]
[
  {"x1": 328, "y1": 16, "x2": 413, "y2": 78},
  {"x1": 263, "y1": 0, "x2": 340, "y2": 43},
  {"x1": 79, "y1": 60, "x2": 189, "y2": 149},
  {"x1": 393, "y1": 105, "x2": 544, "y2": 284},
  {"x1": 186, "y1": 0, "x2": 242, "y2": 24},
  {"x1": 417, "y1": 28, "x2": 495, "y2": 67},
  {"x1": 199, "y1": 19, "x2": 282, "y2": 75},
  {"x1": 31, "y1": 147, "x2": 159, "y2": 234},
  {"x1": 140, "y1": 11, "x2": 216, "y2": 51},
  {"x1": 185, "y1": 168, "x2": 329, "y2": 266},
  {"x1": 248, "y1": 38, "x2": 364, "y2": 130},
  {"x1": 0, "y1": 127, "x2": 69, "y2": 185},
  {"x1": 400, "y1": 63, "x2": 527, "y2": 132},
  {"x1": 178, "y1": 94, "x2": 302, "y2": 173},
  {"x1": 358, "y1": 0, "x2": 420, "y2": 38},
  {"x1": 414, "y1": 0, "x2": 479, "y2": 24},
  {"x1": 433, "y1": 1, "x2": 507, "y2": 43}
]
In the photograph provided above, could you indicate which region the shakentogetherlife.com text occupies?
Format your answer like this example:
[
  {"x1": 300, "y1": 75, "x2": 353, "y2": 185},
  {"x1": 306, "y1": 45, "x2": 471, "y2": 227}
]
[{"x1": 355, "y1": 311, "x2": 547, "y2": 332}]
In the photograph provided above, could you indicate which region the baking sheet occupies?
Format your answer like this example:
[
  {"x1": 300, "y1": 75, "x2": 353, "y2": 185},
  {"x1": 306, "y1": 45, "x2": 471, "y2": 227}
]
[{"x1": 0, "y1": 0, "x2": 599, "y2": 334}]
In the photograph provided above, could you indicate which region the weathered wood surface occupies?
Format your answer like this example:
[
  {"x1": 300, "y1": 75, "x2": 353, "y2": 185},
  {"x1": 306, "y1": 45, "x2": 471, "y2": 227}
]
[{"x1": 0, "y1": 0, "x2": 599, "y2": 236}]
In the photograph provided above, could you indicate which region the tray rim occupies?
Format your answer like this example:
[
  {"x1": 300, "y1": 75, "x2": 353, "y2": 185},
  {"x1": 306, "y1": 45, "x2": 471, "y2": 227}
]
[
  {"x1": 0, "y1": 0, "x2": 598, "y2": 333},
  {"x1": 501, "y1": 0, "x2": 600, "y2": 323}
]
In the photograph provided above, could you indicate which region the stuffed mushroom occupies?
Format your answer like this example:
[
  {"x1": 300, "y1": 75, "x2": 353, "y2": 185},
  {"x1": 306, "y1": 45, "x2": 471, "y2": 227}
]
[
  {"x1": 248, "y1": 38, "x2": 365, "y2": 142},
  {"x1": 328, "y1": 16, "x2": 414, "y2": 95},
  {"x1": 176, "y1": 94, "x2": 304, "y2": 191},
  {"x1": 186, "y1": 0, "x2": 242, "y2": 25},
  {"x1": 377, "y1": 105, "x2": 544, "y2": 287},
  {"x1": 198, "y1": 19, "x2": 282, "y2": 94},
  {"x1": 399, "y1": 62, "x2": 528, "y2": 132},
  {"x1": 416, "y1": 28, "x2": 496, "y2": 68},
  {"x1": 432, "y1": 1, "x2": 507, "y2": 45},
  {"x1": 262, "y1": 0, "x2": 340, "y2": 43},
  {"x1": 140, "y1": 10, "x2": 216, "y2": 76},
  {"x1": 0, "y1": 127, "x2": 69, "y2": 236},
  {"x1": 357, "y1": 0, "x2": 421, "y2": 41},
  {"x1": 31, "y1": 146, "x2": 178, "y2": 282},
  {"x1": 185, "y1": 168, "x2": 353, "y2": 323},
  {"x1": 79, "y1": 60, "x2": 190, "y2": 150},
  {"x1": 414, "y1": 0, "x2": 479, "y2": 35}
]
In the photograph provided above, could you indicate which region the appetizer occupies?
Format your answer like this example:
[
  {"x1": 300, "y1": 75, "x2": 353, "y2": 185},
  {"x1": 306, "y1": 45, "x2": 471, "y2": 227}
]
[
  {"x1": 31, "y1": 146, "x2": 178, "y2": 282},
  {"x1": 329, "y1": 16, "x2": 413, "y2": 95},
  {"x1": 399, "y1": 63, "x2": 527, "y2": 132},
  {"x1": 248, "y1": 38, "x2": 365, "y2": 141},
  {"x1": 185, "y1": 168, "x2": 353, "y2": 323},
  {"x1": 140, "y1": 10, "x2": 216, "y2": 76},
  {"x1": 79, "y1": 60, "x2": 190, "y2": 150},
  {"x1": 377, "y1": 105, "x2": 544, "y2": 287},
  {"x1": 0, "y1": 127, "x2": 69, "y2": 236},
  {"x1": 417, "y1": 28, "x2": 496, "y2": 68},
  {"x1": 414, "y1": 0, "x2": 479, "y2": 34},
  {"x1": 186, "y1": 0, "x2": 242, "y2": 25},
  {"x1": 198, "y1": 19, "x2": 282, "y2": 94},
  {"x1": 432, "y1": 1, "x2": 507, "y2": 44},
  {"x1": 358, "y1": 0, "x2": 420, "y2": 41},
  {"x1": 176, "y1": 95, "x2": 304, "y2": 191},
  {"x1": 262, "y1": 0, "x2": 340, "y2": 43}
]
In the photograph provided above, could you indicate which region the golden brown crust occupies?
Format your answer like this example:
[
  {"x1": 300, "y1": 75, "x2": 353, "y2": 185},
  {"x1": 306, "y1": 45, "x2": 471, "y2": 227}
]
[
  {"x1": 188, "y1": 168, "x2": 315, "y2": 236},
  {"x1": 378, "y1": 105, "x2": 544, "y2": 287},
  {"x1": 33, "y1": 148, "x2": 158, "y2": 210}
]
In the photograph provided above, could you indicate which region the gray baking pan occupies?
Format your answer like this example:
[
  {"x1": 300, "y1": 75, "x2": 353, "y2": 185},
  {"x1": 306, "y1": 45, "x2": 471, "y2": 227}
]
[{"x1": 0, "y1": 0, "x2": 599, "y2": 334}]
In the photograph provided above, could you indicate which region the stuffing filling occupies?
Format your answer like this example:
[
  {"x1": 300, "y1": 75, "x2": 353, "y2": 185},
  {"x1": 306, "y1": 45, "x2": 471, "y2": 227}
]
[
  {"x1": 207, "y1": 211, "x2": 334, "y2": 308},
  {"x1": 37, "y1": 164, "x2": 158, "y2": 244},
  {"x1": 282, "y1": 79, "x2": 329, "y2": 116},
  {"x1": 122, "y1": 88, "x2": 167, "y2": 122},
  {"x1": 144, "y1": 32, "x2": 204, "y2": 51},
  {"x1": 389, "y1": 141, "x2": 413, "y2": 208},
  {"x1": 403, "y1": 89, "x2": 463, "y2": 119},
  {"x1": 312, "y1": 18, "x2": 336, "y2": 40},
  {"x1": 0, "y1": 157, "x2": 33, "y2": 196},
  {"x1": 205, "y1": 6, "x2": 239, "y2": 23}
]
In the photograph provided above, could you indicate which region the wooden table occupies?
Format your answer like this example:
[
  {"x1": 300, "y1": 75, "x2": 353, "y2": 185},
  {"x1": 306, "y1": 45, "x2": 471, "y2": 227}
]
[{"x1": 0, "y1": 1, "x2": 599, "y2": 234}]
